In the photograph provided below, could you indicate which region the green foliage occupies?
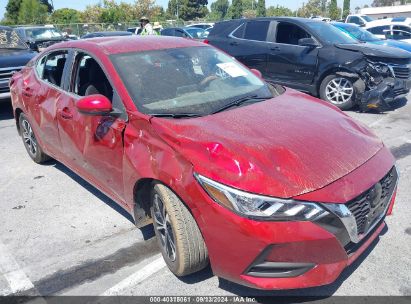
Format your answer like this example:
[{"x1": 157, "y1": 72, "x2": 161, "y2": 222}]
[
  {"x1": 18, "y1": 0, "x2": 48, "y2": 24},
  {"x1": 50, "y1": 8, "x2": 81, "y2": 24},
  {"x1": 5, "y1": 0, "x2": 23, "y2": 24},
  {"x1": 296, "y1": 0, "x2": 322, "y2": 18},
  {"x1": 256, "y1": 0, "x2": 266, "y2": 17},
  {"x1": 39, "y1": 0, "x2": 53, "y2": 13},
  {"x1": 342, "y1": 0, "x2": 350, "y2": 19},
  {"x1": 166, "y1": 0, "x2": 208, "y2": 20},
  {"x1": 266, "y1": 5, "x2": 294, "y2": 17},
  {"x1": 209, "y1": 0, "x2": 229, "y2": 20},
  {"x1": 230, "y1": 0, "x2": 243, "y2": 19},
  {"x1": 328, "y1": 0, "x2": 341, "y2": 20}
]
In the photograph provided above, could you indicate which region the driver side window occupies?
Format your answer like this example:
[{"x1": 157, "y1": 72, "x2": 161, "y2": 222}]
[
  {"x1": 276, "y1": 22, "x2": 311, "y2": 45},
  {"x1": 70, "y1": 52, "x2": 127, "y2": 119}
]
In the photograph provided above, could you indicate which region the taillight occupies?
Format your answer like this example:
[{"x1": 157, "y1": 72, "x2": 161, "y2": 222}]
[{"x1": 203, "y1": 39, "x2": 209, "y2": 44}]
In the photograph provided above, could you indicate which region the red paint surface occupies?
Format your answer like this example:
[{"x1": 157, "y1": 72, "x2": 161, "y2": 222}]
[{"x1": 10, "y1": 37, "x2": 396, "y2": 290}]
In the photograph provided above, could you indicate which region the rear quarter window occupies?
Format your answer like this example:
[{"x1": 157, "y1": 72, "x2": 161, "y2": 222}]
[{"x1": 244, "y1": 21, "x2": 270, "y2": 41}]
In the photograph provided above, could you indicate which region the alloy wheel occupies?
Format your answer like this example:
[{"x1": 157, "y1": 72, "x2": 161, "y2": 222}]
[
  {"x1": 153, "y1": 193, "x2": 176, "y2": 261},
  {"x1": 21, "y1": 118, "x2": 38, "y2": 156},
  {"x1": 325, "y1": 77, "x2": 354, "y2": 105}
]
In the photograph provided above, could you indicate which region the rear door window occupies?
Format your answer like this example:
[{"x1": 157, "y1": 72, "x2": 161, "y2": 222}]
[
  {"x1": 39, "y1": 50, "x2": 68, "y2": 88},
  {"x1": 367, "y1": 25, "x2": 390, "y2": 35},
  {"x1": 232, "y1": 23, "x2": 245, "y2": 39},
  {"x1": 244, "y1": 21, "x2": 270, "y2": 41},
  {"x1": 275, "y1": 22, "x2": 311, "y2": 45}
]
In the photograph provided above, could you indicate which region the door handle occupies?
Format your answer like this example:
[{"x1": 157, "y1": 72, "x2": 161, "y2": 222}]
[
  {"x1": 59, "y1": 107, "x2": 73, "y2": 119},
  {"x1": 270, "y1": 46, "x2": 280, "y2": 51},
  {"x1": 230, "y1": 41, "x2": 239, "y2": 46}
]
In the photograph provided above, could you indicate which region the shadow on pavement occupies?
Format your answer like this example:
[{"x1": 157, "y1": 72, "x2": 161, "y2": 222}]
[
  {"x1": 214, "y1": 225, "x2": 388, "y2": 300},
  {"x1": 0, "y1": 99, "x2": 14, "y2": 120}
]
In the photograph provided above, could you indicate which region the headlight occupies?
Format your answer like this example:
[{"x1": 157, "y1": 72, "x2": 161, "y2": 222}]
[{"x1": 195, "y1": 174, "x2": 328, "y2": 221}]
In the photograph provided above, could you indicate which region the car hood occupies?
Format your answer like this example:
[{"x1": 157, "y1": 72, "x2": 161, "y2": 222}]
[
  {"x1": 150, "y1": 89, "x2": 384, "y2": 198},
  {"x1": 335, "y1": 43, "x2": 411, "y2": 59},
  {"x1": 0, "y1": 49, "x2": 36, "y2": 68},
  {"x1": 372, "y1": 39, "x2": 411, "y2": 53}
]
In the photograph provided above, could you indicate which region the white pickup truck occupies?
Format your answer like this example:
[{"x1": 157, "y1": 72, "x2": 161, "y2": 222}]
[{"x1": 345, "y1": 14, "x2": 375, "y2": 26}]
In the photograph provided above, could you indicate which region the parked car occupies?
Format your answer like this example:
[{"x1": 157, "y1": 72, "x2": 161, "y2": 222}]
[
  {"x1": 366, "y1": 18, "x2": 411, "y2": 43},
  {"x1": 10, "y1": 36, "x2": 398, "y2": 290},
  {"x1": 206, "y1": 17, "x2": 411, "y2": 110},
  {"x1": 345, "y1": 14, "x2": 375, "y2": 26},
  {"x1": 333, "y1": 22, "x2": 411, "y2": 53},
  {"x1": 161, "y1": 27, "x2": 207, "y2": 40},
  {"x1": 15, "y1": 26, "x2": 66, "y2": 52},
  {"x1": 0, "y1": 26, "x2": 36, "y2": 101},
  {"x1": 81, "y1": 31, "x2": 132, "y2": 39}
]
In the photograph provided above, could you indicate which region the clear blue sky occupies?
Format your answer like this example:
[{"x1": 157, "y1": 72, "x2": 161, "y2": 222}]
[{"x1": 0, "y1": 0, "x2": 372, "y2": 20}]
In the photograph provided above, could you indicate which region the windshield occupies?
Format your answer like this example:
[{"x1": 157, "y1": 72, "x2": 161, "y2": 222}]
[
  {"x1": 335, "y1": 24, "x2": 380, "y2": 42},
  {"x1": 306, "y1": 22, "x2": 358, "y2": 44},
  {"x1": 111, "y1": 46, "x2": 278, "y2": 116},
  {"x1": 25, "y1": 28, "x2": 63, "y2": 40},
  {"x1": 362, "y1": 15, "x2": 374, "y2": 22},
  {"x1": 185, "y1": 28, "x2": 207, "y2": 38}
]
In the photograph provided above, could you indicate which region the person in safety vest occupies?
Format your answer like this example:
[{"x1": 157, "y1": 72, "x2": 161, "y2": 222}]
[{"x1": 139, "y1": 16, "x2": 156, "y2": 35}]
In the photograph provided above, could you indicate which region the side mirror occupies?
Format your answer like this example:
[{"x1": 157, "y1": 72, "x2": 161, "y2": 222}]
[
  {"x1": 76, "y1": 94, "x2": 113, "y2": 116},
  {"x1": 250, "y1": 68, "x2": 263, "y2": 79},
  {"x1": 298, "y1": 38, "x2": 318, "y2": 48}
]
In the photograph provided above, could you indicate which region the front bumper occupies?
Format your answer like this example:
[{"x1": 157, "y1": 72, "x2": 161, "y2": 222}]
[
  {"x1": 187, "y1": 147, "x2": 396, "y2": 290},
  {"x1": 358, "y1": 77, "x2": 410, "y2": 110}
]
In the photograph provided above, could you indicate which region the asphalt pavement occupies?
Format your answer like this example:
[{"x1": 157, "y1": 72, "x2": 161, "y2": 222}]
[{"x1": 0, "y1": 96, "x2": 410, "y2": 298}]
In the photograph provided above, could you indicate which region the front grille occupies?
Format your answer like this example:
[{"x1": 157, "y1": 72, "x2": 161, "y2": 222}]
[
  {"x1": 0, "y1": 67, "x2": 22, "y2": 81},
  {"x1": 391, "y1": 65, "x2": 411, "y2": 79},
  {"x1": 346, "y1": 167, "x2": 396, "y2": 235},
  {"x1": 393, "y1": 88, "x2": 409, "y2": 97}
]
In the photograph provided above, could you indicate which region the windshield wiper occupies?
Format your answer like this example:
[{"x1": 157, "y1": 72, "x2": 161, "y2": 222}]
[
  {"x1": 211, "y1": 94, "x2": 269, "y2": 115},
  {"x1": 149, "y1": 113, "x2": 202, "y2": 119}
]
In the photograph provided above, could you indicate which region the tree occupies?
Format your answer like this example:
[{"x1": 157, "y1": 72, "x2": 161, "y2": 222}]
[
  {"x1": 18, "y1": 0, "x2": 48, "y2": 24},
  {"x1": 297, "y1": 0, "x2": 322, "y2": 18},
  {"x1": 82, "y1": 4, "x2": 104, "y2": 23},
  {"x1": 342, "y1": 0, "x2": 350, "y2": 19},
  {"x1": 371, "y1": 0, "x2": 396, "y2": 7},
  {"x1": 320, "y1": 0, "x2": 327, "y2": 14},
  {"x1": 166, "y1": 0, "x2": 178, "y2": 18},
  {"x1": 50, "y1": 8, "x2": 81, "y2": 24},
  {"x1": 39, "y1": 0, "x2": 53, "y2": 13},
  {"x1": 5, "y1": 0, "x2": 23, "y2": 24},
  {"x1": 328, "y1": 0, "x2": 340, "y2": 20},
  {"x1": 266, "y1": 5, "x2": 294, "y2": 17},
  {"x1": 230, "y1": 0, "x2": 243, "y2": 19},
  {"x1": 168, "y1": 0, "x2": 208, "y2": 20},
  {"x1": 209, "y1": 0, "x2": 229, "y2": 20},
  {"x1": 257, "y1": 0, "x2": 266, "y2": 17}
]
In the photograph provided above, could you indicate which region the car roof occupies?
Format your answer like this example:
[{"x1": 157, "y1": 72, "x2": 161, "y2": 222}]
[
  {"x1": 47, "y1": 36, "x2": 204, "y2": 55},
  {"x1": 15, "y1": 26, "x2": 55, "y2": 30}
]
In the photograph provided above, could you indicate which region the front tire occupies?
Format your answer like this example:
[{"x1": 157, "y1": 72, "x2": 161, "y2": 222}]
[
  {"x1": 151, "y1": 184, "x2": 208, "y2": 276},
  {"x1": 19, "y1": 113, "x2": 50, "y2": 164},
  {"x1": 320, "y1": 74, "x2": 355, "y2": 110}
]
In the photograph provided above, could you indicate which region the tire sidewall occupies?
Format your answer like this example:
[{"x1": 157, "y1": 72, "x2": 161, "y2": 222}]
[
  {"x1": 150, "y1": 186, "x2": 181, "y2": 274},
  {"x1": 320, "y1": 74, "x2": 355, "y2": 110},
  {"x1": 19, "y1": 113, "x2": 42, "y2": 162}
]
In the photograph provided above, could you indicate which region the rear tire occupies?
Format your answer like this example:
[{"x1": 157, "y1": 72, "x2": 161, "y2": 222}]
[
  {"x1": 320, "y1": 74, "x2": 355, "y2": 110},
  {"x1": 151, "y1": 183, "x2": 209, "y2": 276},
  {"x1": 19, "y1": 113, "x2": 50, "y2": 164}
]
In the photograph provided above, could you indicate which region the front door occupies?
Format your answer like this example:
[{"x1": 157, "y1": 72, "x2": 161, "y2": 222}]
[
  {"x1": 266, "y1": 21, "x2": 318, "y2": 89},
  {"x1": 56, "y1": 52, "x2": 128, "y2": 204}
]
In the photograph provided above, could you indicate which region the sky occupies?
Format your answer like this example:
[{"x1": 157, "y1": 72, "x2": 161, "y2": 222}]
[{"x1": 0, "y1": 0, "x2": 373, "y2": 21}]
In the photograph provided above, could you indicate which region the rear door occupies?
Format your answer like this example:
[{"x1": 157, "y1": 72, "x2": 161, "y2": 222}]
[
  {"x1": 56, "y1": 51, "x2": 128, "y2": 204},
  {"x1": 266, "y1": 21, "x2": 318, "y2": 88},
  {"x1": 23, "y1": 50, "x2": 68, "y2": 157}
]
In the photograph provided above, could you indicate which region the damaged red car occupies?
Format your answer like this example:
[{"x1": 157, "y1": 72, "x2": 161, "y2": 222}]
[{"x1": 10, "y1": 36, "x2": 398, "y2": 290}]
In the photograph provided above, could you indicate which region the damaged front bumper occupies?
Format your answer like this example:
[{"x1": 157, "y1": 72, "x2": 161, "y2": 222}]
[{"x1": 338, "y1": 61, "x2": 411, "y2": 111}]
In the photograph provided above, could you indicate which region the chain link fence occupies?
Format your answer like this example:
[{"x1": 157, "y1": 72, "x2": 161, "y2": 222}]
[{"x1": 14, "y1": 20, "x2": 215, "y2": 37}]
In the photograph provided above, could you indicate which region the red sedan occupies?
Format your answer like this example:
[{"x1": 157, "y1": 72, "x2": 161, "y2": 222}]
[{"x1": 10, "y1": 36, "x2": 398, "y2": 290}]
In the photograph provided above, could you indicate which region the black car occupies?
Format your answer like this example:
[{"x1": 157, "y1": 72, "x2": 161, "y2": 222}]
[
  {"x1": 81, "y1": 31, "x2": 132, "y2": 39},
  {"x1": 0, "y1": 26, "x2": 36, "y2": 101},
  {"x1": 15, "y1": 26, "x2": 66, "y2": 52},
  {"x1": 207, "y1": 17, "x2": 411, "y2": 110}
]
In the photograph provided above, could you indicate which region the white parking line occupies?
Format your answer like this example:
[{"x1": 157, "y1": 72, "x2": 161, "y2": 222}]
[
  {"x1": 0, "y1": 242, "x2": 34, "y2": 295},
  {"x1": 101, "y1": 255, "x2": 166, "y2": 296}
]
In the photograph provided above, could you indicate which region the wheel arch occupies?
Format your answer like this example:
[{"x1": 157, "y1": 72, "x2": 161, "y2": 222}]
[
  {"x1": 14, "y1": 107, "x2": 23, "y2": 135},
  {"x1": 316, "y1": 66, "x2": 359, "y2": 96}
]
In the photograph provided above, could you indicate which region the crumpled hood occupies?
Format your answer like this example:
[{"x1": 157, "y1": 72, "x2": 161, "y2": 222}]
[
  {"x1": 150, "y1": 89, "x2": 383, "y2": 198},
  {"x1": 335, "y1": 43, "x2": 411, "y2": 59}
]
